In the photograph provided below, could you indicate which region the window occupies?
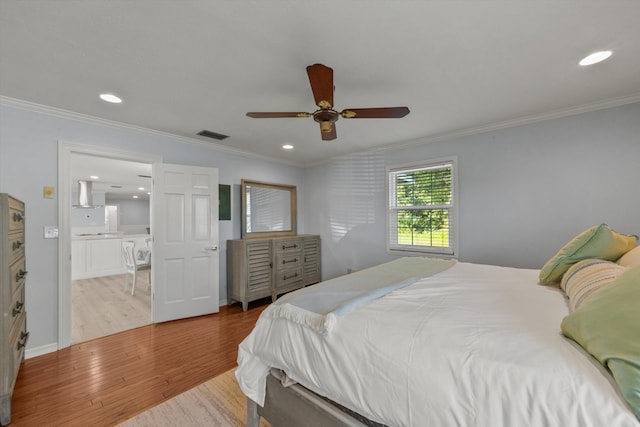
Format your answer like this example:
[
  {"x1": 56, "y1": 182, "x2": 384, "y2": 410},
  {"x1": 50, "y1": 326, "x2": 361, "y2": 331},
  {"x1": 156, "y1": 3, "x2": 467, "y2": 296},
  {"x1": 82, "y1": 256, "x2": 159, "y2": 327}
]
[{"x1": 387, "y1": 157, "x2": 457, "y2": 256}]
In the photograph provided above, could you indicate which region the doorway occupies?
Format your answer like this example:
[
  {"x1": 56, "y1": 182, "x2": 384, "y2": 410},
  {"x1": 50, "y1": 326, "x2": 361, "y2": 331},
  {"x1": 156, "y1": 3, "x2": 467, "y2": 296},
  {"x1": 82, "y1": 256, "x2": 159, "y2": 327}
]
[
  {"x1": 70, "y1": 153, "x2": 154, "y2": 344},
  {"x1": 58, "y1": 143, "x2": 161, "y2": 349}
]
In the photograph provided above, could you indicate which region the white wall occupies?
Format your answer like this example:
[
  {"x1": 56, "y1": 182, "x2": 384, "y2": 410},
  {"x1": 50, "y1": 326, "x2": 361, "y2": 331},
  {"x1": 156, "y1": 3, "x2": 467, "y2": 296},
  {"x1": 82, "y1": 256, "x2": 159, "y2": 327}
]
[
  {"x1": 304, "y1": 102, "x2": 640, "y2": 280},
  {"x1": 0, "y1": 103, "x2": 305, "y2": 352}
]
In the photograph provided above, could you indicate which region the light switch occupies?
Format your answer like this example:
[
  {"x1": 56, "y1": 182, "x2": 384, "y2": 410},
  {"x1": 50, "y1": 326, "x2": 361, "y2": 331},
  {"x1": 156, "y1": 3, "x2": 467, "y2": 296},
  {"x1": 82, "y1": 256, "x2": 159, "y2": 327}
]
[{"x1": 44, "y1": 226, "x2": 59, "y2": 239}]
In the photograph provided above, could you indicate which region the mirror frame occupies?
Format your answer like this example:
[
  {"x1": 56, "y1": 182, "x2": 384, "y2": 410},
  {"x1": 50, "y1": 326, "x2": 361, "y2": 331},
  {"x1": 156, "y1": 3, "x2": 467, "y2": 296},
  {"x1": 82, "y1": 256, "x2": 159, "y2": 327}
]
[{"x1": 241, "y1": 179, "x2": 297, "y2": 239}]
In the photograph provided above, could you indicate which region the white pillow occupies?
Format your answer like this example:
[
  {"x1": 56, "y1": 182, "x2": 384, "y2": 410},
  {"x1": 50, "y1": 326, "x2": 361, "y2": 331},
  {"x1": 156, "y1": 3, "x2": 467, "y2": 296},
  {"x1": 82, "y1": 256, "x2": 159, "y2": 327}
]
[{"x1": 617, "y1": 245, "x2": 640, "y2": 268}]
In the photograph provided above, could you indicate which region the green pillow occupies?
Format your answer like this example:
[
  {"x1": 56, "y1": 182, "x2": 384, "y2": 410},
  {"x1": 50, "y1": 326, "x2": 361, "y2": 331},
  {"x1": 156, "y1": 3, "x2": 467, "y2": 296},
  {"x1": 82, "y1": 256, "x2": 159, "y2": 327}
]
[
  {"x1": 539, "y1": 224, "x2": 637, "y2": 284},
  {"x1": 561, "y1": 266, "x2": 640, "y2": 420}
]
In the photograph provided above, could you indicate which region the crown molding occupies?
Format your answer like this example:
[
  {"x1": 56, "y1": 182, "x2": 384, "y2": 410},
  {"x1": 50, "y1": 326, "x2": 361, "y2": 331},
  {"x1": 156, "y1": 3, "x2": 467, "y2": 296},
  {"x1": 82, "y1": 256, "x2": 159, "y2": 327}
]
[
  {"x1": 0, "y1": 95, "x2": 304, "y2": 168},
  {"x1": 304, "y1": 93, "x2": 640, "y2": 167},
  {"x1": 3, "y1": 94, "x2": 638, "y2": 169},
  {"x1": 373, "y1": 93, "x2": 640, "y2": 156}
]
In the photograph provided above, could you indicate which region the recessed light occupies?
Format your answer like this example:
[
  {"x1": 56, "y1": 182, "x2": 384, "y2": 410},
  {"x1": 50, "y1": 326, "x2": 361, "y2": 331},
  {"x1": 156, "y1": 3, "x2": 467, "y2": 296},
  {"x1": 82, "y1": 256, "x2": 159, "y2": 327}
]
[
  {"x1": 99, "y1": 93, "x2": 122, "y2": 103},
  {"x1": 579, "y1": 51, "x2": 612, "y2": 66},
  {"x1": 90, "y1": 175, "x2": 99, "y2": 180},
  {"x1": 282, "y1": 144, "x2": 294, "y2": 150},
  {"x1": 138, "y1": 187, "x2": 145, "y2": 191},
  {"x1": 132, "y1": 195, "x2": 139, "y2": 199}
]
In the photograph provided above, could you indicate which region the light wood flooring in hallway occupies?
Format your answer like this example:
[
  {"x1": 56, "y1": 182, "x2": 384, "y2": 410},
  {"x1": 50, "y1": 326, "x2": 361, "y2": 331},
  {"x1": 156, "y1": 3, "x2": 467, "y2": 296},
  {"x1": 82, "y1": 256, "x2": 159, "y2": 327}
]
[{"x1": 72, "y1": 273, "x2": 151, "y2": 344}]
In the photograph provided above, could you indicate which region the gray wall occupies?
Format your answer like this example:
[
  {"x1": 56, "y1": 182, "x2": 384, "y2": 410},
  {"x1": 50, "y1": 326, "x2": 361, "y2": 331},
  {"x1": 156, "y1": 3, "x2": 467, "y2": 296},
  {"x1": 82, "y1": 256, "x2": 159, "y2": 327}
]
[
  {"x1": 1, "y1": 101, "x2": 639, "y2": 355},
  {"x1": 106, "y1": 198, "x2": 150, "y2": 226},
  {"x1": 0, "y1": 103, "x2": 305, "y2": 352},
  {"x1": 304, "y1": 102, "x2": 640, "y2": 280}
]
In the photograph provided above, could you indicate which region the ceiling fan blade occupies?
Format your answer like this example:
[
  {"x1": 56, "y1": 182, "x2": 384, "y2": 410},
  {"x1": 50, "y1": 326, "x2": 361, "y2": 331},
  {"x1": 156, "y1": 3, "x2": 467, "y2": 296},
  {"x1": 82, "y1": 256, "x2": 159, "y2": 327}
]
[
  {"x1": 320, "y1": 122, "x2": 337, "y2": 141},
  {"x1": 307, "y1": 64, "x2": 334, "y2": 108},
  {"x1": 341, "y1": 107, "x2": 410, "y2": 119},
  {"x1": 246, "y1": 112, "x2": 311, "y2": 118}
]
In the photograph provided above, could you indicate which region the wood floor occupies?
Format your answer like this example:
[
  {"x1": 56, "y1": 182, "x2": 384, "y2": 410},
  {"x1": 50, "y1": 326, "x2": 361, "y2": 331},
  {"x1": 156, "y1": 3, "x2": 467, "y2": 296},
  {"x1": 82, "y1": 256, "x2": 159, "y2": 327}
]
[
  {"x1": 8, "y1": 299, "x2": 269, "y2": 426},
  {"x1": 72, "y1": 274, "x2": 151, "y2": 344}
]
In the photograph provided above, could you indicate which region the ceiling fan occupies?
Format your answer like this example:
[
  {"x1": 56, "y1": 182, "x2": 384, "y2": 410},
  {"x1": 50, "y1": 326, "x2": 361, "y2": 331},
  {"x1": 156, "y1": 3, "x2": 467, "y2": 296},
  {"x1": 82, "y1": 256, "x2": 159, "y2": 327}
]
[{"x1": 246, "y1": 63, "x2": 410, "y2": 141}]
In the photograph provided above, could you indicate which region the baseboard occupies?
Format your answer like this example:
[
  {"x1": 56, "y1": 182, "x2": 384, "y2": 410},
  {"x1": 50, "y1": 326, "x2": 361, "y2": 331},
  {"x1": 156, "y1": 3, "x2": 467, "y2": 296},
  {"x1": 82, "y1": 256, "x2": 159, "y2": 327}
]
[
  {"x1": 25, "y1": 301, "x2": 229, "y2": 360},
  {"x1": 26, "y1": 343, "x2": 59, "y2": 359}
]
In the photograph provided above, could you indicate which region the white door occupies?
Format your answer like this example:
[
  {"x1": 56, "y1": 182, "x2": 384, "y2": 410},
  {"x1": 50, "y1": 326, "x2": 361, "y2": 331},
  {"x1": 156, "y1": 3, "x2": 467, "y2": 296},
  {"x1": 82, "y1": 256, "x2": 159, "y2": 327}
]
[{"x1": 152, "y1": 163, "x2": 220, "y2": 323}]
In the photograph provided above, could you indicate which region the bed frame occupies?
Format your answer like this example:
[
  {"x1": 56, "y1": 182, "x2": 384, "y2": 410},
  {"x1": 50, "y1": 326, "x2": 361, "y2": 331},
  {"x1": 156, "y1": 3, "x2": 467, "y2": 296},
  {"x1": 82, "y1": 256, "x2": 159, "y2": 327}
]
[{"x1": 246, "y1": 369, "x2": 386, "y2": 427}]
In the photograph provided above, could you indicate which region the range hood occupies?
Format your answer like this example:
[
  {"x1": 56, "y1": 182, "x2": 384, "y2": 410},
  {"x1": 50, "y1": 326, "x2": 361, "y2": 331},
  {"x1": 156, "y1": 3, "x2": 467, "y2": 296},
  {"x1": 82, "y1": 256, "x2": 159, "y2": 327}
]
[{"x1": 73, "y1": 180, "x2": 103, "y2": 208}]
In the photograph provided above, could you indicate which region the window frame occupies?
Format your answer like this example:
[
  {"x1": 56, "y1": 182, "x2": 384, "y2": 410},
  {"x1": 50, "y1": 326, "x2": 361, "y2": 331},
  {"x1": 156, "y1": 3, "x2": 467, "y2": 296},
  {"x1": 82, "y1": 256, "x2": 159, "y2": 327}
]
[{"x1": 386, "y1": 156, "x2": 458, "y2": 257}]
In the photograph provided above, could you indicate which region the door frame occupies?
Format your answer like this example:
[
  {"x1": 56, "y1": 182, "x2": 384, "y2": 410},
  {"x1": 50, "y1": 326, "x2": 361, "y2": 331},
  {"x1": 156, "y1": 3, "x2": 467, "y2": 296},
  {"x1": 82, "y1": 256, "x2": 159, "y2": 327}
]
[{"x1": 58, "y1": 141, "x2": 161, "y2": 349}]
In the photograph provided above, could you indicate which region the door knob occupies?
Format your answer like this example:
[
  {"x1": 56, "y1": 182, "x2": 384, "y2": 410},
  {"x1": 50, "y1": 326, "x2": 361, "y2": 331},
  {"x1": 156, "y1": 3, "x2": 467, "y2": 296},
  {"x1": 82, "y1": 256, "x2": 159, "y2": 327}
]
[{"x1": 204, "y1": 245, "x2": 218, "y2": 251}]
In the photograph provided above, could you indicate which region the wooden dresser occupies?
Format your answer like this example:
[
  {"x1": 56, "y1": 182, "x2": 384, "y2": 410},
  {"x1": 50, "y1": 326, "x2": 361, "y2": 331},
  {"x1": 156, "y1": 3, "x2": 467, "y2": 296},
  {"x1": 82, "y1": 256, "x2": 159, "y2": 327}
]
[
  {"x1": 0, "y1": 194, "x2": 28, "y2": 425},
  {"x1": 227, "y1": 235, "x2": 321, "y2": 311}
]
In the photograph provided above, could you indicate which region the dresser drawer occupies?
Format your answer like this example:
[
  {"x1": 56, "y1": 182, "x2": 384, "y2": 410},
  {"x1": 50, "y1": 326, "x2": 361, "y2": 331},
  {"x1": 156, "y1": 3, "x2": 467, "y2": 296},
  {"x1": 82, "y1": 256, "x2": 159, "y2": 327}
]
[
  {"x1": 275, "y1": 252, "x2": 302, "y2": 271},
  {"x1": 10, "y1": 282, "x2": 26, "y2": 331},
  {"x1": 10, "y1": 258, "x2": 27, "y2": 296},
  {"x1": 10, "y1": 310, "x2": 28, "y2": 388},
  {"x1": 275, "y1": 238, "x2": 302, "y2": 254},
  {"x1": 8, "y1": 197, "x2": 25, "y2": 232},
  {"x1": 276, "y1": 267, "x2": 303, "y2": 288},
  {"x1": 8, "y1": 231, "x2": 25, "y2": 264}
]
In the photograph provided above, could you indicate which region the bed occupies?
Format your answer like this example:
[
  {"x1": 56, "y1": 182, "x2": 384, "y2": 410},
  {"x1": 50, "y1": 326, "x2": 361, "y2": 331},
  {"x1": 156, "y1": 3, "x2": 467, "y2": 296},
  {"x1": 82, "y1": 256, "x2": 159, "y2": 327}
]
[{"x1": 236, "y1": 226, "x2": 640, "y2": 426}]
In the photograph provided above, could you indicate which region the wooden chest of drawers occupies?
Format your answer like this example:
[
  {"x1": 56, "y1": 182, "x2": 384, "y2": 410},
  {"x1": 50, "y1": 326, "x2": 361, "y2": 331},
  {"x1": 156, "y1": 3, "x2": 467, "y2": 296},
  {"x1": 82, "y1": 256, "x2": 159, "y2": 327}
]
[
  {"x1": 227, "y1": 235, "x2": 321, "y2": 311},
  {"x1": 1, "y1": 194, "x2": 28, "y2": 425}
]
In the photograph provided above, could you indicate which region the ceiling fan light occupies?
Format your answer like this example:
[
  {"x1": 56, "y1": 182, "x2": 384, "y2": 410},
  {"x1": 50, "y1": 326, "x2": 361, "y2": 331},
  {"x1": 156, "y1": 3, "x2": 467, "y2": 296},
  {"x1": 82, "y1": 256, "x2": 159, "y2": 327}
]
[{"x1": 320, "y1": 121, "x2": 333, "y2": 133}]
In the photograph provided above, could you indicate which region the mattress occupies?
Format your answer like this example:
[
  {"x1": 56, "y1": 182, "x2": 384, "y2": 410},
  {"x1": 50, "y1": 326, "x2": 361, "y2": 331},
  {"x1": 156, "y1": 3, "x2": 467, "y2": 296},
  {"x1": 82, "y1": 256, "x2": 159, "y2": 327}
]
[{"x1": 237, "y1": 259, "x2": 639, "y2": 427}]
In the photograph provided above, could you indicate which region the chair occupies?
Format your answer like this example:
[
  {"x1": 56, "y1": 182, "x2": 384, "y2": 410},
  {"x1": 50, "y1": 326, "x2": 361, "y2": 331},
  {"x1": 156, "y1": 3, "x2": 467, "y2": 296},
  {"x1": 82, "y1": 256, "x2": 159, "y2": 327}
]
[{"x1": 122, "y1": 241, "x2": 151, "y2": 296}]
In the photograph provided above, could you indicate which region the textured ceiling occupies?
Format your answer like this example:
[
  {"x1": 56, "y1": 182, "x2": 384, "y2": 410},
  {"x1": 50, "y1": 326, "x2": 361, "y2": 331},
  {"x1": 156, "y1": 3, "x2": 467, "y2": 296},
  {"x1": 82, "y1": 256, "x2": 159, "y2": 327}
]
[{"x1": 1, "y1": 1, "x2": 639, "y2": 165}]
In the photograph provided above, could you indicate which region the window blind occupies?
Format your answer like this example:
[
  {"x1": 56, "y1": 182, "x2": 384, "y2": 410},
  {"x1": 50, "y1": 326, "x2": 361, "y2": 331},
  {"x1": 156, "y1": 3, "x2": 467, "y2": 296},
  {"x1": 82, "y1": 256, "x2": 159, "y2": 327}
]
[{"x1": 388, "y1": 159, "x2": 455, "y2": 255}]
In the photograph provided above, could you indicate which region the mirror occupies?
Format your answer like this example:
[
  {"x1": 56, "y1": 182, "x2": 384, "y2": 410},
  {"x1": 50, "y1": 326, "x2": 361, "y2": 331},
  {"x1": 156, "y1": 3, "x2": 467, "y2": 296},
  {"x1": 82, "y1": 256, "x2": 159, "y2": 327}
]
[{"x1": 241, "y1": 179, "x2": 297, "y2": 238}]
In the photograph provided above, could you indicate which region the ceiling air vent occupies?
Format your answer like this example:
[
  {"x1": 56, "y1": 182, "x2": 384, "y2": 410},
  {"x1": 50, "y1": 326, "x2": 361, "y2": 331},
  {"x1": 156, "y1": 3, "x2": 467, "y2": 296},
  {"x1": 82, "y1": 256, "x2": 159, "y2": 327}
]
[{"x1": 197, "y1": 130, "x2": 229, "y2": 140}]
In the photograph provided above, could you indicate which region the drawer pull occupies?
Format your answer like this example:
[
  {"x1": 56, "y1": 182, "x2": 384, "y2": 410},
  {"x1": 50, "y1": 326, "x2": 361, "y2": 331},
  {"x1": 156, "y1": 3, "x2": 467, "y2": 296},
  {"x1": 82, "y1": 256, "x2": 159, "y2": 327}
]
[
  {"x1": 12, "y1": 301, "x2": 24, "y2": 317},
  {"x1": 282, "y1": 257, "x2": 298, "y2": 265},
  {"x1": 281, "y1": 244, "x2": 298, "y2": 250},
  {"x1": 15, "y1": 269, "x2": 28, "y2": 282},
  {"x1": 13, "y1": 212, "x2": 24, "y2": 222},
  {"x1": 283, "y1": 272, "x2": 299, "y2": 280},
  {"x1": 13, "y1": 240, "x2": 24, "y2": 250},
  {"x1": 17, "y1": 331, "x2": 30, "y2": 350}
]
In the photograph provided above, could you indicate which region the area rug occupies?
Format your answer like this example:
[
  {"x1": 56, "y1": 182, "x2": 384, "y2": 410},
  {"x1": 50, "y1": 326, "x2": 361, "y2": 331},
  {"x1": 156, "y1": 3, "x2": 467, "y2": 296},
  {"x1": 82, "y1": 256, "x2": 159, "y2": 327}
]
[{"x1": 117, "y1": 369, "x2": 270, "y2": 426}]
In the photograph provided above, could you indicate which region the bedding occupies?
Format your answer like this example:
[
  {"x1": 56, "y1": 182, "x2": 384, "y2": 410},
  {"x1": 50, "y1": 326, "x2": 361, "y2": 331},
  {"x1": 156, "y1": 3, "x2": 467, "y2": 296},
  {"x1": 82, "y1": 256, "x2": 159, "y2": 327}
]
[
  {"x1": 618, "y1": 245, "x2": 640, "y2": 268},
  {"x1": 539, "y1": 223, "x2": 637, "y2": 285},
  {"x1": 237, "y1": 258, "x2": 640, "y2": 426},
  {"x1": 561, "y1": 265, "x2": 640, "y2": 420},
  {"x1": 264, "y1": 257, "x2": 455, "y2": 334},
  {"x1": 560, "y1": 258, "x2": 628, "y2": 311}
]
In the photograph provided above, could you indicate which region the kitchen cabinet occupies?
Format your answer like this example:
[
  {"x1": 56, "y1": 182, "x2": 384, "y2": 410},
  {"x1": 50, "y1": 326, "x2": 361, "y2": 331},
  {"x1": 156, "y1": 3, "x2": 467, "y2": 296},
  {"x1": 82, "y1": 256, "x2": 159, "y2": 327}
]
[
  {"x1": 86, "y1": 238, "x2": 123, "y2": 275},
  {"x1": 72, "y1": 234, "x2": 151, "y2": 280},
  {"x1": 72, "y1": 240, "x2": 87, "y2": 277}
]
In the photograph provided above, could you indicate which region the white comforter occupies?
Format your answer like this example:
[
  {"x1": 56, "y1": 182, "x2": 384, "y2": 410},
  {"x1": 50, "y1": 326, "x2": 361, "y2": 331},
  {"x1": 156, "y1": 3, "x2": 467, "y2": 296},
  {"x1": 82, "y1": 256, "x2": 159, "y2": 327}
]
[{"x1": 237, "y1": 260, "x2": 639, "y2": 427}]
